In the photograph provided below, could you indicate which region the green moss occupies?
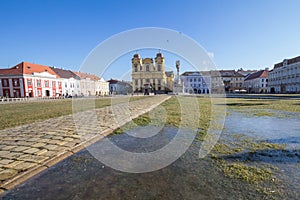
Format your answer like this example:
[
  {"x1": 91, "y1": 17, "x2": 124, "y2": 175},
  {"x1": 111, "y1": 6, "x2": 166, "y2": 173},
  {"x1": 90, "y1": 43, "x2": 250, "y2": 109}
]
[{"x1": 221, "y1": 162, "x2": 274, "y2": 184}]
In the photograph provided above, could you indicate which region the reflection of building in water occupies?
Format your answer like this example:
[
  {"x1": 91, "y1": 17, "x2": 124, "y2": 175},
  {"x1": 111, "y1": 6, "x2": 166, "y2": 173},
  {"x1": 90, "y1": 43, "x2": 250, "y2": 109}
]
[{"x1": 131, "y1": 52, "x2": 174, "y2": 94}]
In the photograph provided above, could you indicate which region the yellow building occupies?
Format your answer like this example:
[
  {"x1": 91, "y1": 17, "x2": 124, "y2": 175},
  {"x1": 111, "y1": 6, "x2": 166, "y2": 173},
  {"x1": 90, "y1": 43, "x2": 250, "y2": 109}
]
[{"x1": 132, "y1": 52, "x2": 174, "y2": 94}]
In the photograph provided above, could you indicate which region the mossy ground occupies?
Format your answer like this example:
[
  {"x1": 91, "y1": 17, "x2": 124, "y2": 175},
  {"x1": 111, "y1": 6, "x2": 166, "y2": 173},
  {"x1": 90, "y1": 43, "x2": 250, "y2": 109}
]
[{"x1": 114, "y1": 96, "x2": 299, "y2": 198}]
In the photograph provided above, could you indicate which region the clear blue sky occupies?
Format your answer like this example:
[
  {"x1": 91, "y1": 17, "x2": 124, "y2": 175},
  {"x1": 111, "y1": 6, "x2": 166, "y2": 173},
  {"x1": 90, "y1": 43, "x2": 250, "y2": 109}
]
[{"x1": 1, "y1": 0, "x2": 300, "y2": 80}]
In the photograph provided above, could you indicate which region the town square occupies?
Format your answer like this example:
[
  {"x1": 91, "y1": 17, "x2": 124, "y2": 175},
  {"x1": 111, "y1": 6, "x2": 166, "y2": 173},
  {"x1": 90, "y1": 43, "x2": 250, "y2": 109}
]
[{"x1": 0, "y1": 0, "x2": 299, "y2": 199}]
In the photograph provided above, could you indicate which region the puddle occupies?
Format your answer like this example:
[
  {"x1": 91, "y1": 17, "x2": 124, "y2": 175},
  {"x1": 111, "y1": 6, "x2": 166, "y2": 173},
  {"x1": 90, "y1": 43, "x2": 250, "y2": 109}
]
[
  {"x1": 2, "y1": 126, "x2": 268, "y2": 200},
  {"x1": 224, "y1": 109, "x2": 300, "y2": 149},
  {"x1": 223, "y1": 109, "x2": 300, "y2": 198},
  {"x1": 1, "y1": 110, "x2": 299, "y2": 199}
]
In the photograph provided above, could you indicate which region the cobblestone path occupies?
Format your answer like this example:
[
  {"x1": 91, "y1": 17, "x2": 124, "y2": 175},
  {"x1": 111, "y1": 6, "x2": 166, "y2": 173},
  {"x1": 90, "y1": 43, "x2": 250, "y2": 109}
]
[{"x1": 0, "y1": 95, "x2": 170, "y2": 193}]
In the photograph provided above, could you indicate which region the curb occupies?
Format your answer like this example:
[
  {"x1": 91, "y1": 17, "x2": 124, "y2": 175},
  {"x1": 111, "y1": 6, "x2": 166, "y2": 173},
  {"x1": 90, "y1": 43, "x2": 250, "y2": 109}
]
[{"x1": 0, "y1": 96, "x2": 171, "y2": 195}]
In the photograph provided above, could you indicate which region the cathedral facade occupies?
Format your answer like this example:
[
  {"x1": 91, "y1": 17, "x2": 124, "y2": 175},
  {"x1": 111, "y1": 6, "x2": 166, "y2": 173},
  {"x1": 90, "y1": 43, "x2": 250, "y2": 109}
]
[{"x1": 131, "y1": 52, "x2": 173, "y2": 94}]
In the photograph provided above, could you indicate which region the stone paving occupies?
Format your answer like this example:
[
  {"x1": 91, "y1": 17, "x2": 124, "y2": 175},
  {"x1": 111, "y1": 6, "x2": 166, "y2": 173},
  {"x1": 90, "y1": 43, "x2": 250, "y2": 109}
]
[{"x1": 0, "y1": 95, "x2": 170, "y2": 193}]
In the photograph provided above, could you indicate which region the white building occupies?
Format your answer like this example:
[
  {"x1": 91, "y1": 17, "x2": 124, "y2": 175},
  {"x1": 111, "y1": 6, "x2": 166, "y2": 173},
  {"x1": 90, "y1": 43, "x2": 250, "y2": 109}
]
[
  {"x1": 108, "y1": 79, "x2": 132, "y2": 95},
  {"x1": 51, "y1": 67, "x2": 81, "y2": 97},
  {"x1": 268, "y1": 56, "x2": 300, "y2": 93},
  {"x1": 244, "y1": 69, "x2": 268, "y2": 93},
  {"x1": 73, "y1": 71, "x2": 109, "y2": 96},
  {"x1": 97, "y1": 78, "x2": 109, "y2": 96},
  {"x1": 180, "y1": 72, "x2": 211, "y2": 94}
]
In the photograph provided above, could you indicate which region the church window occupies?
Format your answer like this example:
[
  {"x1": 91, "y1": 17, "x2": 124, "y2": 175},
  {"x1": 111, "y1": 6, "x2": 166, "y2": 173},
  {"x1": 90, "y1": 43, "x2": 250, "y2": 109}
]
[{"x1": 157, "y1": 65, "x2": 161, "y2": 71}]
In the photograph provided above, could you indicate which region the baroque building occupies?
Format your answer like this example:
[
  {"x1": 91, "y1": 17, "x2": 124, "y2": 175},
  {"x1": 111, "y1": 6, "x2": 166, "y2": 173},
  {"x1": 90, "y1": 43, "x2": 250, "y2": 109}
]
[{"x1": 131, "y1": 52, "x2": 173, "y2": 94}]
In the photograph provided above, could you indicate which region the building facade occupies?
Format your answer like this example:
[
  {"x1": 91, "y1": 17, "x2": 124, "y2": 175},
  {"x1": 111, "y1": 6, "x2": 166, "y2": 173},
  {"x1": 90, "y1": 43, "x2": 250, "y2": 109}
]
[
  {"x1": 244, "y1": 69, "x2": 268, "y2": 93},
  {"x1": 132, "y1": 52, "x2": 172, "y2": 94},
  {"x1": 181, "y1": 71, "x2": 211, "y2": 94},
  {"x1": 108, "y1": 79, "x2": 132, "y2": 95},
  {"x1": 50, "y1": 67, "x2": 81, "y2": 97},
  {"x1": 0, "y1": 62, "x2": 109, "y2": 98},
  {"x1": 0, "y1": 62, "x2": 62, "y2": 98},
  {"x1": 268, "y1": 56, "x2": 300, "y2": 93}
]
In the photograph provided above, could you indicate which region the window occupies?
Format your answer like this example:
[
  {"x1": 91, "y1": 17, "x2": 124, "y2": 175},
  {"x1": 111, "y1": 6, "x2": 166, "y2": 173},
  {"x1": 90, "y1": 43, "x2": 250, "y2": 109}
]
[
  {"x1": 140, "y1": 65, "x2": 142, "y2": 71},
  {"x1": 13, "y1": 79, "x2": 19, "y2": 86},
  {"x1": 37, "y1": 80, "x2": 41, "y2": 87},
  {"x1": 134, "y1": 66, "x2": 138, "y2": 72},
  {"x1": 52, "y1": 81, "x2": 56, "y2": 87},
  {"x1": 189, "y1": 78, "x2": 192, "y2": 82},
  {"x1": 157, "y1": 65, "x2": 161, "y2": 71},
  {"x1": 45, "y1": 80, "x2": 49, "y2": 87},
  {"x1": 28, "y1": 79, "x2": 32, "y2": 86},
  {"x1": 194, "y1": 78, "x2": 196, "y2": 82},
  {"x1": 146, "y1": 79, "x2": 150, "y2": 83},
  {"x1": 135, "y1": 79, "x2": 138, "y2": 85},
  {"x1": 3, "y1": 79, "x2": 8, "y2": 87},
  {"x1": 146, "y1": 65, "x2": 149, "y2": 71},
  {"x1": 58, "y1": 82, "x2": 62, "y2": 87},
  {"x1": 65, "y1": 82, "x2": 67, "y2": 87},
  {"x1": 158, "y1": 79, "x2": 161, "y2": 85}
]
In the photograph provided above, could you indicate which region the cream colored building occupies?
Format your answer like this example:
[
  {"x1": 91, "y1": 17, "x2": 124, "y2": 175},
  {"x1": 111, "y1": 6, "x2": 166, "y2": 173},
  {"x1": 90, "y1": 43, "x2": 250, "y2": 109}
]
[
  {"x1": 268, "y1": 56, "x2": 300, "y2": 93},
  {"x1": 132, "y1": 52, "x2": 173, "y2": 94}
]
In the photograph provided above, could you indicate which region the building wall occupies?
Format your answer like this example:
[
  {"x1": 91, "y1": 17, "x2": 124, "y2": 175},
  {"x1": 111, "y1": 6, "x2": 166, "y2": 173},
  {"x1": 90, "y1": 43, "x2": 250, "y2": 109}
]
[
  {"x1": 61, "y1": 78, "x2": 81, "y2": 97},
  {"x1": 0, "y1": 76, "x2": 24, "y2": 97},
  {"x1": 0, "y1": 73, "x2": 62, "y2": 98},
  {"x1": 132, "y1": 53, "x2": 168, "y2": 93},
  {"x1": 268, "y1": 60, "x2": 300, "y2": 93},
  {"x1": 245, "y1": 77, "x2": 268, "y2": 93},
  {"x1": 23, "y1": 74, "x2": 61, "y2": 97},
  {"x1": 181, "y1": 73, "x2": 211, "y2": 94},
  {"x1": 96, "y1": 79, "x2": 109, "y2": 96}
]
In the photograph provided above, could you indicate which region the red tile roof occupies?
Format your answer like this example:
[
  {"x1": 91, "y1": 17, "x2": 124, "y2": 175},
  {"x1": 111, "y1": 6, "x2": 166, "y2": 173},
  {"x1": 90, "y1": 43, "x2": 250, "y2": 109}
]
[
  {"x1": 73, "y1": 71, "x2": 100, "y2": 81},
  {"x1": 0, "y1": 62, "x2": 59, "y2": 77},
  {"x1": 274, "y1": 56, "x2": 300, "y2": 68},
  {"x1": 245, "y1": 70, "x2": 268, "y2": 81}
]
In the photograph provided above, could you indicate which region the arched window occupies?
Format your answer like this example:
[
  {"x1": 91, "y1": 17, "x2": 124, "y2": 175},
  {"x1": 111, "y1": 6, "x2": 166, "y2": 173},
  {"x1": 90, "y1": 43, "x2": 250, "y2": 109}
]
[
  {"x1": 146, "y1": 65, "x2": 149, "y2": 71},
  {"x1": 134, "y1": 65, "x2": 138, "y2": 72},
  {"x1": 157, "y1": 65, "x2": 161, "y2": 71}
]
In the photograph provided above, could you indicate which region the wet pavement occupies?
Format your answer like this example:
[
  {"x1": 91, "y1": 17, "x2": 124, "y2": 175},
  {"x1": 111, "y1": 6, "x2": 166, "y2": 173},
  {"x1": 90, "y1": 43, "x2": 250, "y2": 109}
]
[
  {"x1": 0, "y1": 127, "x2": 266, "y2": 200},
  {"x1": 0, "y1": 96, "x2": 170, "y2": 192},
  {"x1": 1, "y1": 107, "x2": 299, "y2": 200}
]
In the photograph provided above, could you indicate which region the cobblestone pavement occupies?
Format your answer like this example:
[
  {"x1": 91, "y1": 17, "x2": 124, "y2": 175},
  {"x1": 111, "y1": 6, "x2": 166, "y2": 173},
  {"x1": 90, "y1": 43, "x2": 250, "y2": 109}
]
[{"x1": 0, "y1": 95, "x2": 170, "y2": 193}]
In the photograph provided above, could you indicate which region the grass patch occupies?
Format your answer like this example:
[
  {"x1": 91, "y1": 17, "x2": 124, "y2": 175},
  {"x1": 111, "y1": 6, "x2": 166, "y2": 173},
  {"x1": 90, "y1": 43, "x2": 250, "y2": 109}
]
[
  {"x1": 113, "y1": 96, "x2": 213, "y2": 135},
  {"x1": 225, "y1": 98, "x2": 300, "y2": 112},
  {"x1": 0, "y1": 96, "x2": 148, "y2": 130},
  {"x1": 221, "y1": 161, "x2": 274, "y2": 184}
]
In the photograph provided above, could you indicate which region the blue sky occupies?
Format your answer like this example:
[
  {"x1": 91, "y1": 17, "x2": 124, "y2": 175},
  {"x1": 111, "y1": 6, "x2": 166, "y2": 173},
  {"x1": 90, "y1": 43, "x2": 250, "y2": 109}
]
[{"x1": 1, "y1": 0, "x2": 300, "y2": 80}]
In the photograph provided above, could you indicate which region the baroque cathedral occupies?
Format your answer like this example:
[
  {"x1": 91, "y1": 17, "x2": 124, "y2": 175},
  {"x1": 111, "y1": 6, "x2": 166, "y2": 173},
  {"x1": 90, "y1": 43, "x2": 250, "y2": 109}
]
[{"x1": 131, "y1": 52, "x2": 174, "y2": 94}]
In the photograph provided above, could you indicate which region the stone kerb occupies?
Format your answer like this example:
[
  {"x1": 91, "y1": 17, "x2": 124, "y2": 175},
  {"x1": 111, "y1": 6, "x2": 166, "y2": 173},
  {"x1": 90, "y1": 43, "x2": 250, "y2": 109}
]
[{"x1": 0, "y1": 95, "x2": 170, "y2": 193}]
